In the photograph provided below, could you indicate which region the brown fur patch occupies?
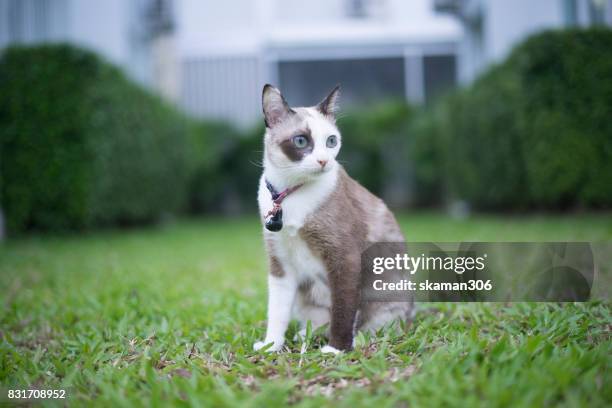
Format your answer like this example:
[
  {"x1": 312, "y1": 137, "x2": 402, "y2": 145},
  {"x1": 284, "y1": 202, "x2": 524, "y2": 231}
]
[
  {"x1": 298, "y1": 279, "x2": 314, "y2": 299},
  {"x1": 268, "y1": 255, "x2": 284, "y2": 277},
  {"x1": 279, "y1": 128, "x2": 313, "y2": 162},
  {"x1": 300, "y1": 168, "x2": 401, "y2": 350},
  {"x1": 266, "y1": 240, "x2": 285, "y2": 277}
]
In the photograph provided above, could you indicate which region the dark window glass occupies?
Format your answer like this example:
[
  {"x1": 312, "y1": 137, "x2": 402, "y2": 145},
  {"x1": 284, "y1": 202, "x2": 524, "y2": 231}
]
[
  {"x1": 423, "y1": 55, "x2": 456, "y2": 104},
  {"x1": 563, "y1": 0, "x2": 578, "y2": 26},
  {"x1": 278, "y1": 57, "x2": 405, "y2": 108},
  {"x1": 588, "y1": 0, "x2": 606, "y2": 25}
]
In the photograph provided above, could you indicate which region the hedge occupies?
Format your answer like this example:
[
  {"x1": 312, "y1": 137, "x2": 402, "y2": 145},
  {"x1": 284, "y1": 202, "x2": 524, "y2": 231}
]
[
  {"x1": 2, "y1": 29, "x2": 609, "y2": 236},
  {"x1": 0, "y1": 44, "x2": 192, "y2": 234},
  {"x1": 339, "y1": 102, "x2": 413, "y2": 207},
  {"x1": 411, "y1": 28, "x2": 612, "y2": 210},
  {"x1": 188, "y1": 122, "x2": 262, "y2": 214},
  {"x1": 515, "y1": 29, "x2": 612, "y2": 208}
]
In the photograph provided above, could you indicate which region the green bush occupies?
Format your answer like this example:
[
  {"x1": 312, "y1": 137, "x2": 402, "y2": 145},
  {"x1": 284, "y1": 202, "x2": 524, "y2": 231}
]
[
  {"x1": 513, "y1": 29, "x2": 612, "y2": 208},
  {"x1": 187, "y1": 120, "x2": 244, "y2": 213},
  {"x1": 408, "y1": 103, "x2": 448, "y2": 207},
  {"x1": 189, "y1": 122, "x2": 263, "y2": 214},
  {"x1": 0, "y1": 44, "x2": 192, "y2": 234},
  {"x1": 339, "y1": 102, "x2": 413, "y2": 206},
  {"x1": 444, "y1": 64, "x2": 527, "y2": 209},
  {"x1": 411, "y1": 28, "x2": 612, "y2": 210},
  {"x1": 4, "y1": 30, "x2": 607, "y2": 233}
]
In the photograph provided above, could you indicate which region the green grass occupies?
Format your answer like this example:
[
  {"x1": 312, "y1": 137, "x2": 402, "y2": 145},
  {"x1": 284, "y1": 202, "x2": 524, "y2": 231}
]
[{"x1": 1, "y1": 212, "x2": 611, "y2": 407}]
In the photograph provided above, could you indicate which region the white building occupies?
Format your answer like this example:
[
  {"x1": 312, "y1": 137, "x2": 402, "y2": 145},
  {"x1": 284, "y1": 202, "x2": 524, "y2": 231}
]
[
  {"x1": 0, "y1": 0, "x2": 462, "y2": 126},
  {"x1": 435, "y1": 0, "x2": 612, "y2": 83},
  {"x1": 177, "y1": 0, "x2": 461, "y2": 125},
  {"x1": 3, "y1": 1, "x2": 611, "y2": 125}
]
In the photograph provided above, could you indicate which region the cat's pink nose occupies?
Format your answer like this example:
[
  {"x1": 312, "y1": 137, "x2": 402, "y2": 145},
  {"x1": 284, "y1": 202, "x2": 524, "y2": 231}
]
[{"x1": 317, "y1": 159, "x2": 328, "y2": 168}]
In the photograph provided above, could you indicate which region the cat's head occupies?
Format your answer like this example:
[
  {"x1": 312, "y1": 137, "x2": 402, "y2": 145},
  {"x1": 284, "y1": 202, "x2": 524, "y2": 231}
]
[{"x1": 262, "y1": 84, "x2": 341, "y2": 183}]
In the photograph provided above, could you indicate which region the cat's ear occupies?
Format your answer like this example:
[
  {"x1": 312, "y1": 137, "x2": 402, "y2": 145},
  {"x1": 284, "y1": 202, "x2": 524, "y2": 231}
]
[
  {"x1": 262, "y1": 84, "x2": 294, "y2": 128},
  {"x1": 317, "y1": 85, "x2": 340, "y2": 119}
]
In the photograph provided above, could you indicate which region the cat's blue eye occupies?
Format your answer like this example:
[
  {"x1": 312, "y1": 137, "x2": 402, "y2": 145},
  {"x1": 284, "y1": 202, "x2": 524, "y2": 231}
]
[
  {"x1": 326, "y1": 135, "x2": 338, "y2": 148},
  {"x1": 293, "y1": 135, "x2": 308, "y2": 148}
]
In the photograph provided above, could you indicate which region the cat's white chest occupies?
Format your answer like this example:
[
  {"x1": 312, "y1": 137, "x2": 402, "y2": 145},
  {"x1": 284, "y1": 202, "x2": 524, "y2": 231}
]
[
  {"x1": 258, "y1": 168, "x2": 338, "y2": 282},
  {"x1": 268, "y1": 230, "x2": 327, "y2": 283}
]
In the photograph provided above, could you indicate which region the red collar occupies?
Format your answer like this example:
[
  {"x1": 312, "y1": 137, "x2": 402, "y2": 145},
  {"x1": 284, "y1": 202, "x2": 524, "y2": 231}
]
[{"x1": 264, "y1": 180, "x2": 304, "y2": 231}]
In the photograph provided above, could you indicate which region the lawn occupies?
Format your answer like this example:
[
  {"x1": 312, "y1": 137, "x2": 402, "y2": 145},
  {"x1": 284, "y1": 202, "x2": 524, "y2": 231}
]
[{"x1": 0, "y1": 213, "x2": 611, "y2": 407}]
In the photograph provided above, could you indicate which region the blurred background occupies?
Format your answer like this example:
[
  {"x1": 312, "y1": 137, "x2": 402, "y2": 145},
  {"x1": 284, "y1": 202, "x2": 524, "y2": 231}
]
[{"x1": 0, "y1": 0, "x2": 611, "y2": 237}]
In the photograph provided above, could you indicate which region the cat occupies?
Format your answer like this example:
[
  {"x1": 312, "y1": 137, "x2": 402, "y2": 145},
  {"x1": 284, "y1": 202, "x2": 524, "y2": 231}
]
[{"x1": 254, "y1": 84, "x2": 413, "y2": 354}]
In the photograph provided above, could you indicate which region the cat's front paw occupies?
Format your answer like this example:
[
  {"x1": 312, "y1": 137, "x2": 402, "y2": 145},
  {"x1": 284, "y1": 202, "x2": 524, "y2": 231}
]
[
  {"x1": 321, "y1": 345, "x2": 342, "y2": 355},
  {"x1": 253, "y1": 339, "x2": 284, "y2": 352}
]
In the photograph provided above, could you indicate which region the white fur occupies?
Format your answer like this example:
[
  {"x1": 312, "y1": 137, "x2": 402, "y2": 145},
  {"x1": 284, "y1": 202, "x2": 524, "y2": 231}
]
[
  {"x1": 263, "y1": 108, "x2": 341, "y2": 190},
  {"x1": 254, "y1": 108, "x2": 341, "y2": 352},
  {"x1": 321, "y1": 345, "x2": 341, "y2": 355},
  {"x1": 253, "y1": 274, "x2": 297, "y2": 352}
]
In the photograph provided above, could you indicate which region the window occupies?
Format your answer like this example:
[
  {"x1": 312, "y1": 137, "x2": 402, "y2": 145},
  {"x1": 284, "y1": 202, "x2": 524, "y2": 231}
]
[
  {"x1": 563, "y1": 0, "x2": 578, "y2": 26},
  {"x1": 0, "y1": 0, "x2": 68, "y2": 47},
  {"x1": 278, "y1": 57, "x2": 405, "y2": 108},
  {"x1": 423, "y1": 55, "x2": 456, "y2": 104},
  {"x1": 588, "y1": 0, "x2": 608, "y2": 25}
]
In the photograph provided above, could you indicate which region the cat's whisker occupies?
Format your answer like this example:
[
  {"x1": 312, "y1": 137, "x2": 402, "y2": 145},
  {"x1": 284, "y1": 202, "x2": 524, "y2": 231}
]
[
  {"x1": 249, "y1": 159, "x2": 265, "y2": 168},
  {"x1": 270, "y1": 163, "x2": 302, "y2": 170},
  {"x1": 335, "y1": 112, "x2": 352, "y2": 122}
]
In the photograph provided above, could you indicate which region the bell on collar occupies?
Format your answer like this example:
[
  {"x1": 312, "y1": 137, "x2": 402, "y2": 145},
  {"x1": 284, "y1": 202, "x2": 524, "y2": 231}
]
[{"x1": 265, "y1": 208, "x2": 283, "y2": 232}]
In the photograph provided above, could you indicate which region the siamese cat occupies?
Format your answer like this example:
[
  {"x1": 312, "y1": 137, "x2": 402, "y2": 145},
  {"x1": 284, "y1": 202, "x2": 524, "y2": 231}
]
[{"x1": 255, "y1": 84, "x2": 413, "y2": 354}]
